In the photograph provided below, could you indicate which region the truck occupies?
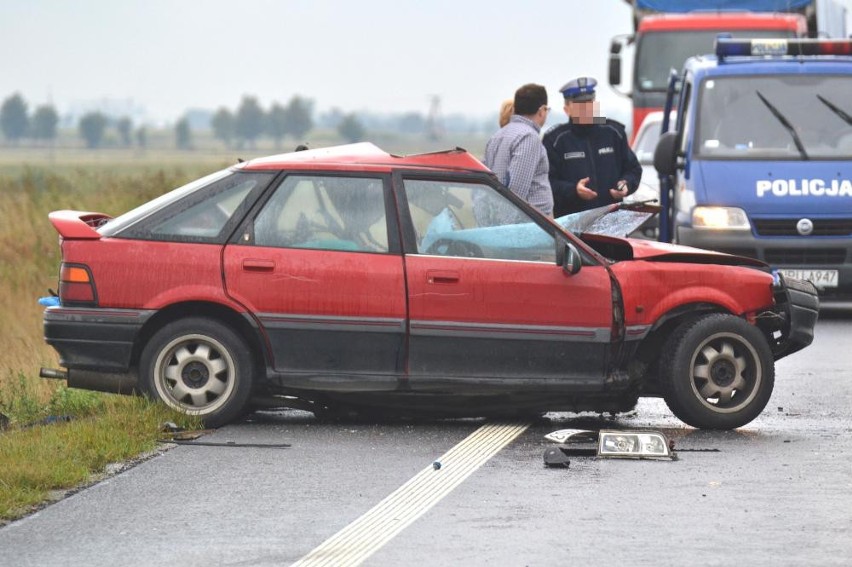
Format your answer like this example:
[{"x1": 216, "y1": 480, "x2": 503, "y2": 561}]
[
  {"x1": 609, "y1": 0, "x2": 848, "y2": 139},
  {"x1": 654, "y1": 37, "x2": 852, "y2": 296}
]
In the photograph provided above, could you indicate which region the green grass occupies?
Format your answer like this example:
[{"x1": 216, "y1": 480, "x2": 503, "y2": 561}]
[
  {"x1": 0, "y1": 151, "x2": 215, "y2": 524},
  {"x1": 0, "y1": 396, "x2": 200, "y2": 522}
]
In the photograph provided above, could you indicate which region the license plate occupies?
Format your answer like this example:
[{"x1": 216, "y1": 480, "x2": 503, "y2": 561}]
[{"x1": 774, "y1": 269, "x2": 838, "y2": 288}]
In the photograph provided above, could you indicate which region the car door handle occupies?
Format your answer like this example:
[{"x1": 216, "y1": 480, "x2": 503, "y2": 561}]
[
  {"x1": 242, "y1": 259, "x2": 275, "y2": 272},
  {"x1": 427, "y1": 270, "x2": 460, "y2": 284}
]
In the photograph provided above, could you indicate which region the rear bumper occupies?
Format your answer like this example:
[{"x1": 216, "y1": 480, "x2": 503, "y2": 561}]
[{"x1": 43, "y1": 306, "x2": 154, "y2": 372}]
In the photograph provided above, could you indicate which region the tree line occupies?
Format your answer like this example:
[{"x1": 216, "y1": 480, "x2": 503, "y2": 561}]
[
  {"x1": 0, "y1": 92, "x2": 162, "y2": 149},
  {"x1": 0, "y1": 92, "x2": 368, "y2": 150},
  {"x1": 210, "y1": 95, "x2": 365, "y2": 148}
]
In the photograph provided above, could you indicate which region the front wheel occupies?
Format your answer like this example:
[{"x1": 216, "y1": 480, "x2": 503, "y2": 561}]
[
  {"x1": 660, "y1": 314, "x2": 774, "y2": 430},
  {"x1": 139, "y1": 317, "x2": 255, "y2": 428}
]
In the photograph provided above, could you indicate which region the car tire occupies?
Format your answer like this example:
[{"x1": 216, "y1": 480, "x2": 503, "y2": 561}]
[
  {"x1": 660, "y1": 314, "x2": 774, "y2": 430},
  {"x1": 139, "y1": 317, "x2": 254, "y2": 428}
]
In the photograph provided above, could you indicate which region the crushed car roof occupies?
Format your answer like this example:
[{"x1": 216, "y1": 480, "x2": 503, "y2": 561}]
[{"x1": 240, "y1": 142, "x2": 490, "y2": 173}]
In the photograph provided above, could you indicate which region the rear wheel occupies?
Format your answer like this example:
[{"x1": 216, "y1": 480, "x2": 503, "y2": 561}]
[
  {"x1": 140, "y1": 318, "x2": 254, "y2": 428},
  {"x1": 660, "y1": 314, "x2": 774, "y2": 430}
]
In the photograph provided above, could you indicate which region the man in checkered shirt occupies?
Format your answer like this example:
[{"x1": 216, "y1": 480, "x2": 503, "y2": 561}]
[{"x1": 482, "y1": 84, "x2": 554, "y2": 223}]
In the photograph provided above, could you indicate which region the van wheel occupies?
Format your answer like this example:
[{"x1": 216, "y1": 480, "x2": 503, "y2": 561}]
[
  {"x1": 140, "y1": 318, "x2": 254, "y2": 428},
  {"x1": 660, "y1": 314, "x2": 774, "y2": 430}
]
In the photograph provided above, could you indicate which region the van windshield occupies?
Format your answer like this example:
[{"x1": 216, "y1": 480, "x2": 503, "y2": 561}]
[{"x1": 695, "y1": 74, "x2": 852, "y2": 160}]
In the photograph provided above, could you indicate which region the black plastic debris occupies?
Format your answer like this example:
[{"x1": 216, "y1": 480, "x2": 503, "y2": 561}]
[
  {"x1": 161, "y1": 421, "x2": 185, "y2": 434},
  {"x1": 161, "y1": 439, "x2": 291, "y2": 448},
  {"x1": 543, "y1": 447, "x2": 571, "y2": 468},
  {"x1": 21, "y1": 415, "x2": 73, "y2": 429}
]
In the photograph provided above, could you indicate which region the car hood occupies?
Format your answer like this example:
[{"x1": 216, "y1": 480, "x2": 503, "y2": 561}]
[
  {"x1": 563, "y1": 205, "x2": 765, "y2": 267},
  {"x1": 622, "y1": 237, "x2": 766, "y2": 267}
]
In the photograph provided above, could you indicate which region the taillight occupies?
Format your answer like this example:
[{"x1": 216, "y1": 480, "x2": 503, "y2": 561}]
[{"x1": 59, "y1": 263, "x2": 97, "y2": 306}]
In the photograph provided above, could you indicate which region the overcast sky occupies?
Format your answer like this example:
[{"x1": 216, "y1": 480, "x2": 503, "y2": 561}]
[
  {"x1": 2, "y1": 0, "x2": 850, "y2": 124},
  {"x1": 1, "y1": 0, "x2": 637, "y2": 123}
]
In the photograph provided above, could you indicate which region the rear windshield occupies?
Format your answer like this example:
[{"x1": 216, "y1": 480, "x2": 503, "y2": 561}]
[{"x1": 99, "y1": 169, "x2": 232, "y2": 236}]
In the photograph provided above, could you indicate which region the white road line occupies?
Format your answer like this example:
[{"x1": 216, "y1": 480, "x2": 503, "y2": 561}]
[{"x1": 290, "y1": 421, "x2": 530, "y2": 567}]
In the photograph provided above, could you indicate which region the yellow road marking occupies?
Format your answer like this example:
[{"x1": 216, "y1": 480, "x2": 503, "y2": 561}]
[{"x1": 291, "y1": 421, "x2": 530, "y2": 567}]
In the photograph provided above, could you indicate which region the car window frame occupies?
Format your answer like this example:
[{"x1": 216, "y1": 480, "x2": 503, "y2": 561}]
[
  {"x1": 113, "y1": 170, "x2": 278, "y2": 244},
  {"x1": 392, "y1": 169, "x2": 598, "y2": 265},
  {"x1": 230, "y1": 171, "x2": 401, "y2": 255}
]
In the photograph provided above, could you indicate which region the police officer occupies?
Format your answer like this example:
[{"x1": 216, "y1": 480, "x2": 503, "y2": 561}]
[{"x1": 543, "y1": 77, "x2": 642, "y2": 217}]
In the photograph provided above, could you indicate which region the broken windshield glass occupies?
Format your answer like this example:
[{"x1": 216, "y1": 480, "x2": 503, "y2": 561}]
[{"x1": 419, "y1": 202, "x2": 659, "y2": 260}]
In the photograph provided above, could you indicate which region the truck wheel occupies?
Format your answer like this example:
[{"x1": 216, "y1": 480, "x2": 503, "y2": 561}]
[
  {"x1": 140, "y1": 318, "x2": 254, "y2": 428},
  {"x1": 660, "y1": 314, "x2": 774, "y2": 430}
]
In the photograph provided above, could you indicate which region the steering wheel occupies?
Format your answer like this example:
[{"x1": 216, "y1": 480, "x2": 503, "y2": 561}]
[{"x1": 425, "y1": 238, "x2": 483, "y2": 258}]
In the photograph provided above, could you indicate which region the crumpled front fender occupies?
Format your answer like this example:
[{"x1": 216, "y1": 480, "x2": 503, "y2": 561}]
[{"x1": 757, "y1": 275, "x2": 819, "y2": 361}]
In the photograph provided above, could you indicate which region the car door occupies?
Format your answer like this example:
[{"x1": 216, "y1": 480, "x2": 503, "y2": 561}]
[
  {"x1": 223, "y1": 173, "x2": 406, "y2": 388},
  {"x1": 397, "y1": 174, "x2": 614, "y2": 391}
]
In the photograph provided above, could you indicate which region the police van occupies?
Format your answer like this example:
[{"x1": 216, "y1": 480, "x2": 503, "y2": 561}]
[{"x1": 655, "y1": 37, "x2": 852, "y2": 295}]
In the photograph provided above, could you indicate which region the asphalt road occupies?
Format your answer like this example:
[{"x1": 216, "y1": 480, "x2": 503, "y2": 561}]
[{"x1": 2, "y1": 307, "x2": 851, "y2": 567}]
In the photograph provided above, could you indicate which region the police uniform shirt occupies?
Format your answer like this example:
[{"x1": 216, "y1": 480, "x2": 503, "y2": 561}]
[{"x1": 543, "y1": 118, "x2": 642, "y2": 217}]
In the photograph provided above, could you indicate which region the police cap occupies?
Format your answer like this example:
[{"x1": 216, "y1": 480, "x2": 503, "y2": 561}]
[{"x1": 560, "y1": 77, "x2": 597, "y2": 102}]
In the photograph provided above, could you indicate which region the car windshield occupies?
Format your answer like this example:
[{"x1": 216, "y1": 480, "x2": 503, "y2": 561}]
[
  {"x1": 635, "y1": 29, "x2": 797, "y2": 92},
  {"x1": 695, "y1": 74, "x2": 852, "y2": 160}
]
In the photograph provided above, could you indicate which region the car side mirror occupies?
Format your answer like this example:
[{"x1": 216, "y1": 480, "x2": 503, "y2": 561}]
[
  {"x1": 560, "y1": 241, "x2": 582, "y2": 275},
  {"x1": 654, "y1": 131, "x2": 680, "y2": 177}
]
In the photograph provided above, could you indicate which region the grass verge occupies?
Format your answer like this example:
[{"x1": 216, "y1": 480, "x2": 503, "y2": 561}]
[
  {"x1": 0, "y1": 391, "x2": 199, "y2": 524},
  {"x1": 1, "y1": 158, "x2": 217, "y2": 526}
]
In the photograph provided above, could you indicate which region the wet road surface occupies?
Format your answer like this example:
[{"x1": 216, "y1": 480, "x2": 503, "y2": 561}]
[{"x1": 1, "y1": 312, "x2": 850, "y2": 566}]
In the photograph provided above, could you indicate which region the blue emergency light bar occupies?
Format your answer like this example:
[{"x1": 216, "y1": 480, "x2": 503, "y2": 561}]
[{"x1": 716, "y1": 38, "x2": 852, "y2": 60}]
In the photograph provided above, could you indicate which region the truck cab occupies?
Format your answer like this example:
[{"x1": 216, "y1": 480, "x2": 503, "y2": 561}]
[
  {"x1": 610, "y1": 0, "x2": 849, "y2": 139},
  {"x1": 655, "y1": 38, "x2": 852, "y2": 295},
  {"x1": 610, "y1": 12, "x2": 806, "y2": 139}
]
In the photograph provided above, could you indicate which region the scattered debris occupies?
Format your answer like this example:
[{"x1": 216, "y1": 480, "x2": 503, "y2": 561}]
[
  {"x1": 432, "y1": 461, "x2": 442, "y2": 470},
  {"x1": 158, "y1": 424, "x2": 289, "y2": 447},
  {"x1": 544, "y1": 429, "x2": 599, "y2": 445},
  {"x1": 598, "y1": 430, "x2": 674, "y2": 459},
  {"x1": 167, "y1": 430, "x2": 215, "y2": 441},
  {"x1": 160, "y1": 421, "x2": 184, "y2": 434},
  {"x1": 543, "y1": 447, "x2": 571, "y2": 468},
  {"x1": 20, "y1": 415, "x2": 74, "y2": 429},
  {"x1": 543, "y1": 428, "x2": 676, "y2": 464},
  {"x1": 160, "y1": 439, "x2": 291, "y2": 448}
]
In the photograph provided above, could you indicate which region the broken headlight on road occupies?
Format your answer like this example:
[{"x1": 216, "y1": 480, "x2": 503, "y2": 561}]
[
  {"x1": 543, "y1": 428, "x2": 674, "y2": 467},
  {"x1": 597, "y1": 430, "x2": 672, "y2": 459}
]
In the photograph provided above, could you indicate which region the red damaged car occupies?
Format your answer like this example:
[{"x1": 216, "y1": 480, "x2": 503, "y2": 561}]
[{"x1": 41, "y1": 143, "x2": 818, "y2": 429}]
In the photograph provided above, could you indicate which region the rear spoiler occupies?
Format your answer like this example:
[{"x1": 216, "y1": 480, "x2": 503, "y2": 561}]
[{"x1": 48, "y1": 210, "x2": 111, "y2": 239}]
